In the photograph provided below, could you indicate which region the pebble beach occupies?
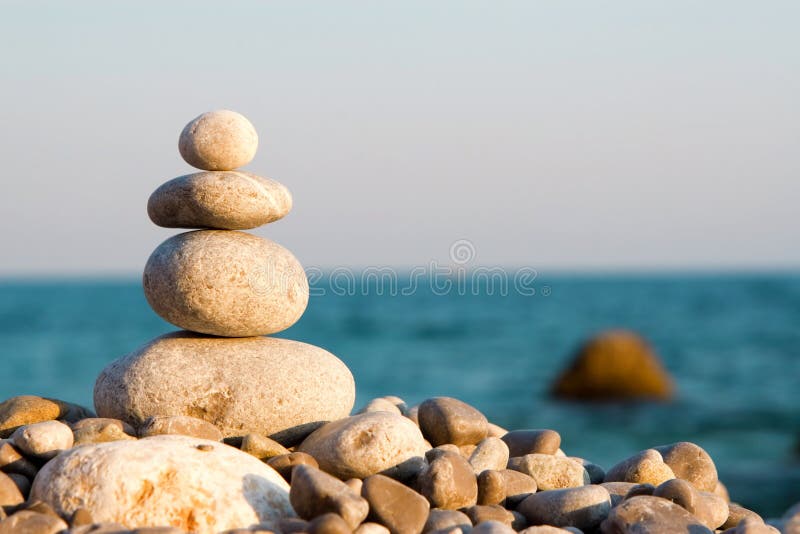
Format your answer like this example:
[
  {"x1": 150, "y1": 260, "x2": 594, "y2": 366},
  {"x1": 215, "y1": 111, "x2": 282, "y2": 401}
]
[{"x1": 0, "y1": 110, "x2": 798, "y2": 534}]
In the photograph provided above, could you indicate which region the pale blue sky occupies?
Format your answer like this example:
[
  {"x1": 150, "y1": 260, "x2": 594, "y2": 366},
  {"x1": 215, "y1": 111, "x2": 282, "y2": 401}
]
[{"x1": 1, "y1": 1, "x2": 798, "y2": 274}]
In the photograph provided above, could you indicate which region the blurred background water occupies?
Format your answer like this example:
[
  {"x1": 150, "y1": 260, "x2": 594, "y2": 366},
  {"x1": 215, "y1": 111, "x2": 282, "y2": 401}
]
[{"x1": 0, "y1": 273, "x2": 798, "y2": 515}]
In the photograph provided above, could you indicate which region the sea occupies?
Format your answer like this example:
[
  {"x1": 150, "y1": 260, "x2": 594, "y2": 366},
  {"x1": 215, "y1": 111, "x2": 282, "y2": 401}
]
[{"x1": 0, "y1": 272, "x2": 798, "y2": 515}]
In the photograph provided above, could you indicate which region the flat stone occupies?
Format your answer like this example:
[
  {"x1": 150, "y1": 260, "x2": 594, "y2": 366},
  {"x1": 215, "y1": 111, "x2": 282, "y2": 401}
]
[
  {"x1": 72, "y1": 418, "x2": 137, "y2": 445},
  {"x1": 417, "y1": 450, "x2": 478, "y2": 510},
  {"x1": 179, "y1": 110, "x2": 258, "y2": 171},
  {"x1": 652, "y1": 442, "x2": 718, "y2": 492},
  {"x1": 0, "y1": 395, "x2": 93, "y2": 437},
  {"x1": 0, "y1": 510, "x2": 68, "y2": 534},
  {"x1": 507, "y1": 454, "x2": 589, "y2": 490},
  {"x1": 29, "y1": 435, "x2": 293, "y2": 533},
  {"x1": 138, "y1": 415, "x2": 223, "y2": 441},
  {"x1": 298, "y1": 412, "x2": 428, "y2": 480},
  {"x1": 417, "y1": 397, "x2": 488, "y2": 446},
  {"x1": 362, "y1": 474, "x2": 430, "y2": 534},
  {"x1": 95, "y1": 332, "x2": 354, "y2": 440},
  {"x1": 477, "y1": 470, "x2": 506, "y2": 506},
  {"x1": 267, "y1": 452, "x2": 319, "y2": 482},
  {"x1": 290, "y1": 464, "x2": 369, "y2": 530},
  {"x1": 600, "y1": 495, "x2": 712, "y2": 533},
  {"x1": 148, "y1": 171, "x2": 291, "y2": 230},
  {"x1": 518, "y1": 485, "x2": 611, "y2": 530},
  {"x1": 10, "y1": 420, "x2": 73, "y2": 459},
  {"x1": 0, "y1": 471, "x2": 24, "y2": 506},
  {"x1": 308, "y1": 513, "x2": 351, "y2": 534},
  {"x1": 603, "y1": 449, "x2": 675, "y2": 486},
  {"x1": 468, "y1": 438, "x2": 509, "y2": 474},
  {"x1": 241, "y1": 433, "x2": 290, "y2": 460},
  {"x1": 143, "y1": 230, "x2": 308, "y2": 337},
  {"x1": 423, "y1": 510, "x2": 471, "y2": 534},
  {"x1": 501, "y1": 430, "x2": 561, "y2": 457},
  {"x1": 500, "y1": 469, "x2": 538, "y2": 507}
]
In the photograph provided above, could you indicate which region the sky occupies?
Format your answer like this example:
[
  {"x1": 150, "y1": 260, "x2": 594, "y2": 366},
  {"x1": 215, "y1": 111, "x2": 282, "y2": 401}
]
[{"x1": 0, "y1": 1, "x2": 798, "y2": 275}]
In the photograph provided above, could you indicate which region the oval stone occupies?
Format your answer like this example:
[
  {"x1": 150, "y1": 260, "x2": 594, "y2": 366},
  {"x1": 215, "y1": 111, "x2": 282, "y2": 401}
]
[
  {"x1": 94, "y1": 332, "x2": 355, "y2": 439},
  {"x1": 179, "y1": 110, "x2": 258, "y2": 171},
  {"x1": 143, "y1": 230, "x2": 308, "y2": 337},
  {"x1": 29, "y1": 435, "x2": 293, "y2": 533},
  {"x1": 148, "y1": 171, "x2": 292, "y2": 230},
  {"x1": 518, "y1": 485, "x2": 611, "y2": 530}
]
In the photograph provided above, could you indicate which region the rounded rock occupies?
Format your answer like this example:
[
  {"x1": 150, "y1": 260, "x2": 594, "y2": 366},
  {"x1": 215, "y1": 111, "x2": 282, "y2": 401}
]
[
  {"x1": 501, "y1": 469, "x2": 538, "y2": 507},
  {"x1": 179, "y1": 110, "x2": 258, "y2": 171},
  {"x1": 418, "y1": 397, "x2": 488, "y2": 447},
  {"x1": 298, "y1": 412, "x2": 428, "y2": 480},
  {"x1": 507, "y1": 454, "x2": 589, "y2": 490},
  {"x1": 143, "y1": 230, "x2": 308, "y2": 337},
  {"x1": 94, "y1": 332, "x2": 355, "y2": 440},
  {"x1": 290, "y1": 464, "x2": 369, "y2": 530},
  {"x1": 138, "y1": 415, "x2": 223, "y2": 441},
  {"x1": 518, "y1": 485, "x2": 611, "y2": 530},
  {"x1": 417, "y1": 450, "x2": 478, "y2": 510},
  {"x1": 0, "y1": 395, "x2": 93, "y2": 438},
  {"x1": 0, "y1": 510, "x2": 67, "y2": 534},
  {"x1": 601, "y1": 495, "x2": 712, "y2": 533},
  {"x1": 10, "y1": 420, "x2": 73, "y2": 460},
  {"x1": 652, "y1": 442, "x2": 718, "y2": 492},
  {"x1": 603, "y1": 449, "x2": 675, "y2": 486},
  {"x1": 362, "y1": 474, "x2": 430, "y2": 534},
  {"x1": 501, "y1": 430, "x2": 561, "y2": 457},
  {"x1": 148, "y1": 171, "x2": 292, "y2": 230},
  {"x1": 469, "y1": 437, "x2": 509, "y2": 474},
  {"x1": 477, "y1": 470, "x2": 506, "y2": 506},
  {"x1": 423, "y1": 510, "x2": 471, "y2": 534},
  {"x1": 29, "y1": 435, "x2": 293, "y2": 533}
]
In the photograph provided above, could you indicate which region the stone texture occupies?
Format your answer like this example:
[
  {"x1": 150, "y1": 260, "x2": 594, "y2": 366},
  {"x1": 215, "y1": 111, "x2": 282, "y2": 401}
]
[
  {"x1": 0, "y1": 395, "x2": 93, "y2": 437},
  {"x1": 148, "y1": 171, "x2": 291, "y2": 230},
  {"x1": 362, "y1": 474, "x2": 430, "y2": 534},
  {"x1": 507, "y1": 454, "x2": 589, "y2": 490},
  {"x1": 417, "y1": 397, "x2": 488, "y2": 446},
  {"x1": 551, "y1": 330, "x2": 674, "y2": 400},
  {"x1": 477, "y1": 470, "x2": 506, "y2": 506},
  {"x1": 298, "y1": 412, "x2": 427, "y2": 480},
  {"x1": 423, "y1": 510, "x2": 471, "y2": 534},
  {"x1": 29, "y1": 435, "x2": 293, "y2": 533},
  {"x1": 10, "y1": 420, "x2": 73, "y2": 459},
  {"x1": 600, "y1": 495, "x2": 712, "y2": 533},
  {"x1": 179, "y1": 110, "x2": 258, "y2": 171},
  {"x1": 603, "y1": 449, "x2": 675, "y2": 486},
  {"x1": 469, "y1": 437, "x2": 509, "y2": 474},
  {"x1": 290, "y1": 464, "x2": 369, "y2": 530},
  {"x1": 652, "y1": 479, "x2": 728, "y2": 530},
  {"x1": 95, "y1": 332, "x2": 354, "y2": 440},
  {"x1": 241, "y1": 433, "x2": 290, "y2": 460},
  {"x1": 143, "y1": 230, "x2": 308, "y2": 337},
  {"x1": 72, "y1": 418, "x2": 137, "y2": 445},
  {"x1": 519, "y1": 485, "x2": 611, "y2": 530},
  {"x1": 501, "y1": 430, "x2": 561, "y2": 457},
  {"x1": 501, "y1": 469, "x2": 538, "y2": 507},
  {"x1": 0, "y1": 510, "x2": 68, "y2": 534},
  {"x1": 652, "y1": 442, "x2": 718, "y2": 492},
  {"x1": 138, "y1": 415, "x2": 223, "y2": 441},
  {"x1": 417, "y1": 450, "x2": 478, "y2": 510},
  {"x1": 462, "y1": 505, "x2": 515, "y2": 527},
  {"x1": 267, "y1": 452, "x2": 319, "y2": 482}
]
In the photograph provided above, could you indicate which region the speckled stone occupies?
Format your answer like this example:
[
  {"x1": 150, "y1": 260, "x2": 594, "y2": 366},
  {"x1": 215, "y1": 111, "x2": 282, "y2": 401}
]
[
  {"x1": 29, "y1": 435, "x2": 293, "y2": 533},
  {"x1": 138, "y1": 415, "x2": 223, "y2": 441},
  {"x1": 603, "y1": 449, "x2": 675, "y2": 486},
  {"x1": 601, "y1": 495, "x2": 712, "y2": 533},
  {"x1": 418, "y1": 397, "x2": 488, "y2": 446},
  {"x1": 10, "y1": 420, "x2": 73, "y2": 459},
  {"x1": 179, "y1": 110, "x2": 258, "y2": 171},
  {"x1": 0, "y1": 395, "x2": 93, "y2": 438},
  {"x1": 519, "y1": 485, "x2": 611, "y2": 530},
  {"x1": 469, "y1": 437, "x2": 509, "y2": 474},
  {"x1": 94, "y1": 332, "x2": 355, "y2": 439},
  {"x1": 357, "y1": 398, "x2": 403, "y2": 416},
  {"x1": 507, "y1": 454, "x2": 589, "y2": 490},
  {"x1": 148, "y1": 171, "x2": 292, "y2": 230},
  {"x1": 143, "y1": 230, "x2": 308, "y2": 337},
  {"x1": 298, "y1": 412, "x2": 428, "y2": 480},
  {"x1": 501, "y1": 430, "x2": 561, "y2": 457},
  {"x1": 653, "y1": 442, "x2": 718, "y2": 492}
]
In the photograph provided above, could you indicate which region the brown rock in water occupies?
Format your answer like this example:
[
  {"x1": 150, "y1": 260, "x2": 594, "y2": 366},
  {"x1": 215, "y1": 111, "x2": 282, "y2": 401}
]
[
  {"x1": 603, "y1": 449, "x2": 675, "y2": 486},
  {"x1": 652, "y1": 441, "x2": 718, "y2": 492},
  {"x1": 417, "y1": 397, "x2": 489, "y2": 446},
  {"x1": 417, "y1": 450, "x2": 478, "y2": 510},
  {"x1": 501, "y1": 430, "x2": 561, "y2": 457},
  {"x1": 550, "y1": 330, "x2": 674, "y2": 400},
  {"x1": 0, "y1": 395, "x2": 93, "y2": 438},
  {"x1": 361, "y1": 474, "x2": 430, "y2": 534},
  {"x1": 138, "y1": 415, "x2": 223, "y2": 441},
  {"x1": 290, "y1": 464, "x2": 369, "y2": 530},
  {"x1": 601, "y1": 495, "x2": 712, "y2": 533}
]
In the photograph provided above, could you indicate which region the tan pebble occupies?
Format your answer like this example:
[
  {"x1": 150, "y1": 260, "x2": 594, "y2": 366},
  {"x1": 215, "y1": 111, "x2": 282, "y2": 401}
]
[
  {"x1": 0, "y1": 510, "x2": 68, "y2": 534},
  {"x1": 418, "y1": 398, "x2": 488, "y2": 447},
  {"x1": 721, "y1": 504, "x2": 764, "y2": 530},
  {"x1": 417, "y1": 450, "x2": 477, "y2": 510},
  {"x1": 0, "y1": 396, "x2": 92, "y2": 438},
  {"x1": 423, "y1": 510, "x2": 472, "y2": 534},
  {"x1": 345, "y1": 478, "x2": 363, "y2": 494},
  {"x1": 179, "y1": 110, "x2": 258, "y2": 171},
  {"x1": 267, "y1": 452, "x2": 319, "y2": 482},
  {"x1": 601, "y1": 495, "x2": 711, "y2": 533},
  {"x1": 10, "y1": 420, "x2": 73, "y2": 459},
  {"x1": 468, "y1": 438, "x2": 509, "y2": 474},
  {"x1": 143, "y1": 230, "x2": 308, "y2": 337},
  {"x1": 461, "y1": 505, "x2": 514, "y2": 526},
  {"x1": 724, "y1": 517, "x2": 781, "y2": 533},
  {"x1": 72, "y1": 418, "x2": 137, "y2": 445},
  {"x1": 241, "y1": 433, "x2": 290, "y2": 460},
  {"x1": 290, "y1": 464, "x2": 369, "y2": 529},
  {"x1": 500, "y1": 469, "x2": 537, "y2": 507},
  {"x1": 355, "y1": 522, "x2": 391, "y2": 534},
  {"x1": 469, "y1": 520, "x2": 514, "y2": 534},
  {"x1": 70, "y1": 507, "x2": 94, "y2": 527},
  {"x1": 358, "y1": 398, "x2": 402, "y2": 416},
  {"x1": 308, "y1": 513, "x2": 351, "y2": 534},
  {"x1": 361, "y1": 474, "x2": 430, "y2": 534},
  {"x1": 458, "y1": 444, "x2": 477, "y2": 458},
  {"x1": 72, "y1": 417, "x2": 136, "y2": 435},
  {"x1": 507, "y1": 454, "x2": 589, "y2": 490},
  {"x1": 714, "y1": 479, "x2": 730, "y2": 501},
  {"x1": 603, "y1": 449, "x2": 675, "y2": 486},
  {"x1": 0, "y1": 440, "x2": 37, "y2": 478},
  {"x1": 501, "y1": 430, "x2": 561, "y2": 457},
  {"x1": 148, "y1": 171, "x2": 291, "y2": 230},
  {"x1": 476, "y1": 470, "x2": 506, "y2": 506},
  {"x1": 138, "y1": 415, "x2": 223, "y2": 441},
  {"x1": 0, "y1": 470, "x2": 25, "y2": 506},
  {"x1": 381, "y1": 396, "x2": 409, "y2": 416},
  {"x1": 298, "y1": 412, "x2": 428, "y2": 480},
  {"x1": 486, "y1": 423, "x2": 507, "y2": 439},
  {"x1": 517, "y1": 526, "x2": 578, "y2": 534},
  {"x1": 653, "y1": 441, "x2": 718, "y2": 492},
  {"x1": 600, "y1": 481, "x2": 639, "y2": 507},
  {"x1": 652, "y1": 478, "x2": 728, "y2": 530},
  {"x1": 23, "y1": 500, "x2": 61, "y2": 518},
  {"x1": 518, "y1": 485, "x2": 610, "y2": 530}
]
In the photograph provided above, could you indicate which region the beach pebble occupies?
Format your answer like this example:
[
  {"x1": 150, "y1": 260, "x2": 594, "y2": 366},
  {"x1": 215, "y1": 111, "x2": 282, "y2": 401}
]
[
  {"x1": 652, "y1": 478, "x2": 728, "y2": 529},
  {"x1": 29, "y1": 435, "x2": 293, "y2": 532},
  {"x1": 469, "y1": 437, "x2": 509, "y2": 474},
  {"x1": 0, "y1": 395, "x2": 92, "y2": 438},
  {"x1": 623, "y1": 483, "x2": 655, "y2": 499},
  {"x1": 10, "y1": 420, "x2": 73, "y2": 459},
  {"x1": 418, "y1": 450, "x2": 478, "y2": 510},
  {"x1": 486, "y1": 423, "x2": 507, "y2": 439},
  {"x1": 298, "y1": 412, "x2": 427, "y2": 480},
  {"x1": 477, "y1": 470, "x2": 506, "y2": 505},
  {"x1": 308, "y1": 513, "x2": 351, "y2": 534},
  {"x1": 240, "y1": 433, "x2": 290, "y2": 460},
  {"x1": 70, "y1": 507, "x2": 94, "y2": 527},
  {"x1": 361, "y1": 474, "x2": 430, "y2": 534},
  {"x1": 358, "y1": 398, "x2": 403, "y2": 416},
  {"x1": 95, "y1": 332, "x2": 354, "y2": 440},
  {"x1": 501, "y1": 469, "x2": 538, "y2": 507},
  {"x1": 714, "y1": 480, "x2": 730, "y2": 501},
  {"x1": 518, "y1": 527, "x2": 581, "y2": 534},
  {"x1": 601, "y1": 495, "x2": 712, "y2": 533},
  {"x1": 470, "y1": 520, "x2": 515, "y2": 534},
  {"x1": 603, "y1": 449, "x2": 675, "y2": 486},
  {"x1": 418, "y1": 397, "x2": 489, "y2": 446},
  {"x1": 462, "y1": 505, "x2": 515, "y2": 527},
  {"x1": 72, "y1": 418, "x2": 137, "y2": 445},
  {"x1": 501, "y1": 430, "x2": 561, "y2": 457},
  {"x1": 600, "y1": 481, "x2": 639, "y2": 507},
  {"x1": 179, "y1": 110, "x2": 258, "y2": 171},
  {"x1": 0, "y1": 440, "x2": 38, "y2": 477},
  {"x1": 423, "y1": 510, "x2": 472, "y2": 534},
  {"x1": 290, "y1": 464, "x2": 369, "y2": 530},
  {"x1": 652, "y1": 442, "x2": 718, "y2": 492},
  {"x1": 721, "y1": 504, "x2": 763, "y2": 530},
  {"x1": 507, "y1": 454, "x2": 589, "y2": 490},
  {"x1": 357, "y1": 523, "x2": 392, "y2": 534},
  {"x1": 0, "y1": 510, "x2": 68, "y2": 534},
  {"x1": 722, "y1": 518, "x2": 781, "y2": 533},
  {"x1": 138, "y1": 415, "x2": 222, "y2": 441},
  {"x1": 143, "y1": 230, "x2": 308, "y2": 337},
  {"x1": 148, "y1": 171, "x2": 292, "y2": 230},
  {"x1": 518, "y1": 485, "x2": 611, "y2": 530},
  {"x1": 267, "y1": 452, "x2": 319, "y2": 482},
  {"x1": 0, "y1": 471, "x2": 24, "y2": 506}
]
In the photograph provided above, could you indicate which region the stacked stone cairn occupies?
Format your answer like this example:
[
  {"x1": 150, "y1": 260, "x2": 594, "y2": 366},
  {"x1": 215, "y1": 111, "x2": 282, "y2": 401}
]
[{"x1": 0, "y1": 112, "x2": 796, "y2": 533}]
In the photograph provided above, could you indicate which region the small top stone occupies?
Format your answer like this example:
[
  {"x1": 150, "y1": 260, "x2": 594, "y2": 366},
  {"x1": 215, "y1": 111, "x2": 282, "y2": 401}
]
[{"x1": 179, "y1": 110, "x2": 258, "y2": 171}]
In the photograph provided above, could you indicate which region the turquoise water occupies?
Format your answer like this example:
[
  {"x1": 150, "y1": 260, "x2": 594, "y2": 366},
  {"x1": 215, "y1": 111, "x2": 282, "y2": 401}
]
[{"x1": 1, "y1": 273, "x2": 798, "y2": 514}]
